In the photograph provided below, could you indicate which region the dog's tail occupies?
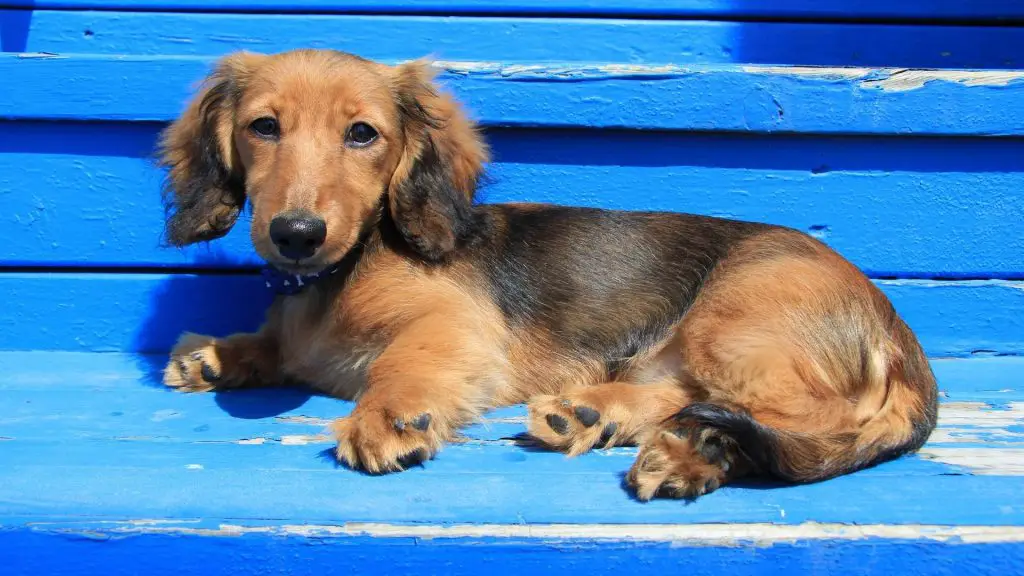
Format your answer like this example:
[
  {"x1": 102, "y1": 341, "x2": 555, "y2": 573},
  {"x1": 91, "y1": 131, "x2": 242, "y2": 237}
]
[{"x1": 680, "y1": 329, "x2": 938, "y2": 483}]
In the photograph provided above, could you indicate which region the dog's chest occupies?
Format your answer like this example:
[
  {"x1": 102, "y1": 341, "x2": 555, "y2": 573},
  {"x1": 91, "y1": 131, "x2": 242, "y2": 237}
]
[{"x1": 275, "y1": 291, "x2": 383, "y2": 400}]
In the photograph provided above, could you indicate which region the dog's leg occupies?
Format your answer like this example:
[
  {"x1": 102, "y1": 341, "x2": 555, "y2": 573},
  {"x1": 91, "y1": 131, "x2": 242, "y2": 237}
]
[
  {"x1": 526, "y1": 381, "x2": 691, "y2": 456},
  {"x1": 331, "y1": 315, "x2": 499, "y2": 473},
  {"x1": 626, "y1": 412, "x2": 753, "y2": 500},
  {"x1": 163, "y1": 332, "x2": 280, "y2": 392}
]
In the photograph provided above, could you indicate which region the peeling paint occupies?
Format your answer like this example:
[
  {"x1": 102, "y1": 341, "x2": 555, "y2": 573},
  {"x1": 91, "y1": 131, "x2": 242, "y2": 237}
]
[
  {"x1": 919, "y1": 448, "x2": 1024, "y2": 475},
  {"x1": 742, "y1": 64, "x2": 1024, "y2": 92},
  {"x1": 742, "y1": 65, "x2": 872, "y2": 80},
  {"x1": 862, "y1": 69, "x2": 1024, "y2": 92},
  {"x1": 29, "y1": 520, "x2": 1024, "y2": 546},
  {"x1": 939, "y1": 402, "x2": 1024, "y2": 428},
  {"x1": 236, "y1": 438, "x2": 266, "y2": 445},
  {"x1": 431, "y1": 61, "x2": 1024, "y2": 93},
  {"x1": 17, "y1": 52, "x2": 64, "y2": 60},
  {"x1": 280, "y1": 434, "x2": 330, "y2": 445},
  {"x1": 480, "y1": 416, "x2": 528, "y2": 424},
  {"x1": 274, "y1": 415, "x2": 330, "y2": 426}
]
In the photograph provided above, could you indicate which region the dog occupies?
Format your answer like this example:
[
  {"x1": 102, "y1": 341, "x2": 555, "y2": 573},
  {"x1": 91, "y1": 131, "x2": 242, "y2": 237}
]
[{"x1": 159, "y1": 49, "x2": 938, "y2": 499}]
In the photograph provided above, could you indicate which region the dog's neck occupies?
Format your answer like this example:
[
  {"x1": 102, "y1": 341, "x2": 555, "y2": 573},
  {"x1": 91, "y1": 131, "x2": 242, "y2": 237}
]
[{"x1": 260, "y1": 260, "x2": 350, "y2": 295}]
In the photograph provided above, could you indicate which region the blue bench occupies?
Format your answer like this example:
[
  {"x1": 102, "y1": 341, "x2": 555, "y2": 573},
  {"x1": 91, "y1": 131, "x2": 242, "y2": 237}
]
[{"x1": 1, "y1": 2, "x2": 1023, "y2": 573}]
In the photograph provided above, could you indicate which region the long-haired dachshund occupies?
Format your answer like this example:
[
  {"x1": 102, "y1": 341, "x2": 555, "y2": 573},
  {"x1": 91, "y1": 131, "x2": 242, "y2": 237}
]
[{"x1": 159, "y1": 49, "x2": 938, "y2": 499}]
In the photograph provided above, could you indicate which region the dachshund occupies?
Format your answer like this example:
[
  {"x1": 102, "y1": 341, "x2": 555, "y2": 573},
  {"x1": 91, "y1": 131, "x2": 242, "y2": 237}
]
[{"x1": 159, "y1": 49, "x2": 938, "y2": 499}]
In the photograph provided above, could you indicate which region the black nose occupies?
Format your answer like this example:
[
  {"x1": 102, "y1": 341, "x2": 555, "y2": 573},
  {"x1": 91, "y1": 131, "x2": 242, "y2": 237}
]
[{"x1": 269, "y1": 212, "x2": 327, "y2": 261}]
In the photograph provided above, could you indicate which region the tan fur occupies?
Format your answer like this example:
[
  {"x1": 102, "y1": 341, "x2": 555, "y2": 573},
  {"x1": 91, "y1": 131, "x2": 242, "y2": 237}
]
[{"x1": 159, "y1": 49, "x2": 936, "y2": 492}]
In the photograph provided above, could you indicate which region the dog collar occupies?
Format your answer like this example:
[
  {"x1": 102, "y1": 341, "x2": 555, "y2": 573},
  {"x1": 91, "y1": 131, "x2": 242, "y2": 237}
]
[{"x1": 261, "y1": 262, "x2": 344, "y2": 296}]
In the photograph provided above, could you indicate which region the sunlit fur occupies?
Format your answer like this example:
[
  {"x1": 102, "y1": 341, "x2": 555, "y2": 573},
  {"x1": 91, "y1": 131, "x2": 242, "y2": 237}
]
[{"x1": 159, "y1": 49, "x2": 938, "y2": 498}]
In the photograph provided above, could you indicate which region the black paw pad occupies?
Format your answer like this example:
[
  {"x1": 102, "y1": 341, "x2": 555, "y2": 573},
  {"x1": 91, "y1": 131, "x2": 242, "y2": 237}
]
[
  {"x1": 546, "y1": 414, "x2": 569, "y2": 435},
  {"x1": 698, "y1": 434, "x2": 725, "y2": 463},
  {"x1": 411, "y1": 413, "x2": 432, "y2": 431},
  {"x1": 597, "y1": 422, "x2": 618, "y2": 448},
  {"x1": 573, "y1": 406, "x2": 600, "y2": 427},
  {"x1": 395, "y1": 414, "x2": 432, "y2": 433},
  {"x1": 199, "y1": 361, "x2": 220, "y2": 383},
  {"x1": 703, "y1": 477, "x2": 721, "y2": 495},
  {"x1": 397, "y1": 448, "x2": 428, "y2": 469}
]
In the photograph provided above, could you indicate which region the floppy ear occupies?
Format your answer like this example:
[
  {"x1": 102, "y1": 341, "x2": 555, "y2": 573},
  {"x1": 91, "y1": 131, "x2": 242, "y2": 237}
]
[
  {"x1": 388, "y1": 60, "x2": 490, "y2": 261},
  {"x1": 158, "y1": 52, "x2": 264, "y2": 247}
]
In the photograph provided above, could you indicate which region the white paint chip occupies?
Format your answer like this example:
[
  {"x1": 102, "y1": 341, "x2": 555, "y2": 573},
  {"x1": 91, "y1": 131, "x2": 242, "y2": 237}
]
[
  {"x1": 185, "y1": 464, "x2": 203, "y2": 470},
  {"x1": 60, "y1": 521, "x2": 1024, "y2": 545}
]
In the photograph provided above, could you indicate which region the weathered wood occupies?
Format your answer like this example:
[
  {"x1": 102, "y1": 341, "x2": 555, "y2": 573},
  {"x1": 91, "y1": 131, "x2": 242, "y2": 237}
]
[
  {"x1": 4, "y1": 121, "x2": 1023, "y2": 276},
  {"x1": 4, "y1": 56, "x2": 1024, "y2": 136},
  {"x1": 3, "y1": 0, "x2": 1023, "y2": 21},
  {"x1": 4, "y1": 10, "x2": 1023, "y2": 68},
  {"x1": 0, "y1": 352, "x2": 1022, "y2": 574},
  {"x1": 0, "y1": 274, "x2": 1020, "y2": 356},
  {"x1": 1, "y1": 1, "x2": 1021, "y2": 570}
]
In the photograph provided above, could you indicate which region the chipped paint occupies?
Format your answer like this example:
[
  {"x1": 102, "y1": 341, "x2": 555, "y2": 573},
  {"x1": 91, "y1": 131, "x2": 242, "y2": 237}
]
[
  {"x1": 27, "y1": 520, "x2": 1024, "y2": 546},
  {"x1": 742, "y1": 65, "x2": 872, "y2": 80},
  {"x1": 927, "y1": 402, "x2": 1024, "y2": 445},
  {"x1": 939, "y1": 402, "x2": 1024, "y2": 428},
  {"x1": 919, "y1": 448, "x2": 1024, "y2": 475},
  {"x1": 480, "y1": 416, "x2": 528, "y2": 424},
  {"x1": 274, "y1": 415, "x2": 330, "y2": 426},
  {"x1": 436, "y1": 61, "x2": 701, "y2": 80},
  {"x1": 742, "y1": 65, "x2": 1024, "y2": 92},
  {"x1": 17, "y1": 52, "x2": 64, "y2": 60},
  {"x1": 280, "y1": 434, "x2": 330, "y2": 445},
  {"x1": 432, "y1": 61, "x2": 1024, "y2": 92},
  {"x1": 862, "y1": 69, "x2": 1024, "y2": 92}
]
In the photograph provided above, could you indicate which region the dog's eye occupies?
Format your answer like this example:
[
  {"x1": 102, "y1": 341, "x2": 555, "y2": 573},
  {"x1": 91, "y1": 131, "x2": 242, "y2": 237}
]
[
  {"x1": 345, "y1": 122, "x2": 378, "y2": 147},
  {"x1": 250, "y1": 117, "x2": 280, "y2": 139}
]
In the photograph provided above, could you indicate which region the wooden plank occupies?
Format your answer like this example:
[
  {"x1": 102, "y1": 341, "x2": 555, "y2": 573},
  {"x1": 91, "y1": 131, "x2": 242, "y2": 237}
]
[
  {"x1": 2, "y1": 523, "x2": 1022, "y2": 576},
  {"x1": 1, "y1": 352, "x2": 1017, "y2": 396},
  {"x1": 5, "y1": 10, "x2": 1024, "y2": 69},
  {"x1": 4, "y1": 121, "x2": 1022, "y2": 276},
  {"x1": 0, "y1": 273, "x2": 1020, "y2": 356},
  {"x1": 3, "y1": 354, "x2": 1021, "y2": 572},
  {"x1": 3, "y1": 55, "x2": 1024, "y2": 136},
  {"x1": 0, "y1": 356, "x2": 1019, "y2": 447},
  {"x1": 2, "y1": 0, "x2": 1022, "y2": 21},
  {"x1": 2, "y1": 438, "x2": 1023, "y2": 525}
]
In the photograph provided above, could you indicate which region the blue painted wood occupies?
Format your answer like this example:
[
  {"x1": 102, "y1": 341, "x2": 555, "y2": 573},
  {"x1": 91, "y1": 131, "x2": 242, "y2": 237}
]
[
  {"x1": 0, "y1": 353, "x2": 1018, "y2": 446},
  {"x1": 3, "y1": 529, "x2": 1021, "y2": 576},
  {"x1": 2, "y1": 0, "x2": 1023, "y2": 21},
  {"x1": 0, "y1": 4, "x2": 1020, "y2": 570},
  {"x1": 0, "y1": 354, "x2": 1021, "y2": 533},
  {"x1": 0, "y1": 273, "x2": 1020, "y2": 355},
  {"x1": 4, "y1": 55, "x2": 1024, "y2": 136},
  {"x1": 2, "y1": 352, "x2": 1015, "y2": 396},
  {"x1": 5, "y1": 10, "x2": 1024, "y2": 68},
  {"x1": 2, "y1": 438, "x2": 1022, "y2": 525},
  {"x1": 4, "y1": 121, "x2": 1022, "y2": 276}
]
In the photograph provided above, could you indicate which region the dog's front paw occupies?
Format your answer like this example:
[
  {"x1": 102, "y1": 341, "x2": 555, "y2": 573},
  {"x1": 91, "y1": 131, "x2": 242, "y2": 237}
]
[
  {"x1": 331, "y1": 408, "x2": 443, "y2": 474},
  {"x1": 163, "y1": 333, "x2": 229, "y2": 392},
  {"x1": 526, "y1": 391, "x2": 624, "y2": 456}
]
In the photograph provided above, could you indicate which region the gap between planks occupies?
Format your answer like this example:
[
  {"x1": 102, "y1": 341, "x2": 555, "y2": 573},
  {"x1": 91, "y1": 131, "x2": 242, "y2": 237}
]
[{"x1": 19, "y1": 519, "x2": 1024, "y2": 545}]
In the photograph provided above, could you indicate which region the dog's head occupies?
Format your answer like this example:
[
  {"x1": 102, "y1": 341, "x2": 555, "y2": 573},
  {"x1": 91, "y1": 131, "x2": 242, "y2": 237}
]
[{"x1": 158, "y1": 49, "x2": 489, "y2": 273}]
